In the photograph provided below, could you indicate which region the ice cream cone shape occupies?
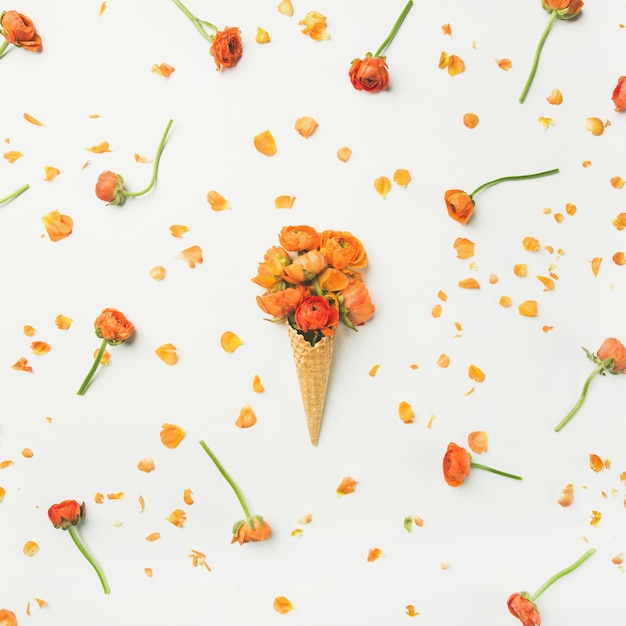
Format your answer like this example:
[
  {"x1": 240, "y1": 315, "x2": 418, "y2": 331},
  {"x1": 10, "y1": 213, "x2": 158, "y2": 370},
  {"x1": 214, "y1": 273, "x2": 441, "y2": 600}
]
[{"x1": 287, "y1": 323, "x2": 335, "y2": 446}]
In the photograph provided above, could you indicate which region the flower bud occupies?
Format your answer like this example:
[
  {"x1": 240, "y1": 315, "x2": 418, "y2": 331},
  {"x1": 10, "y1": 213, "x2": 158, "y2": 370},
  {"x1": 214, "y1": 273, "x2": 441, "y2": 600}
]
[
  {"x1": 48, "y1": 500, "x2": 84, "y2": 530},
  {"x1": 348, "y1": 55, "x2": 390, "y2": 93},
  {"x1": 542, "y1": 0, "x2": 583, "y2": 19},
  {"x1": 95, "y1": 170, "x2": 127, "y2": 206},
  {"x1": 231, "y1": 515, "x2": 272, "y2": 544},
  {"x1": 94, "y1": 308, "x2": 135, "y2": 345}
]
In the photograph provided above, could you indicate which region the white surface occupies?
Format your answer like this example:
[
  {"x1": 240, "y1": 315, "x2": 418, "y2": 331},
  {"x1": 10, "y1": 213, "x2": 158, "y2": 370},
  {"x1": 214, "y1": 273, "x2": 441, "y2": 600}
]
[{"x1": 1, "y1": 0, "x2": 625, "y2": 624}]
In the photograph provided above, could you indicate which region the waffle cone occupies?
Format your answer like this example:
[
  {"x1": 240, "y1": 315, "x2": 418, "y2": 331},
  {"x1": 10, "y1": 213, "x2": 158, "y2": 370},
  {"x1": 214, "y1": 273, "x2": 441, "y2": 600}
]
[{"x1": 287, "y1": 324, "x2": 335, "y2": 446}]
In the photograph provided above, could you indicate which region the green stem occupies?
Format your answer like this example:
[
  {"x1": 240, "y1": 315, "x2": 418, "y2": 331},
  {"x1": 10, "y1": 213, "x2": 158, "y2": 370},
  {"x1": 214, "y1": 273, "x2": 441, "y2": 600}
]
[
  {"x1": 554, "y1": 362, "x2": 606, "y2": 432},
  {"x1": 76, "y1": 338, "x2": 107, "y2": 396},
  {"x1": 470, "y1": 168, "x2": 559, "y2": 197},
  {"x1": 312, "y1": 277, "x2": 323, "y2": 296},
  {"x1": 67, "y1": 526, "x2": 110, "y2": 594},
  {"x1": 470, "y1": 462, "x2": 522, "y2": 481},
  {"x1": 530, "y1": 548, "x2": 595, "y2": 602},
  {"x1": 0, "y1": 183, "x2": 28, "y2": 204},
  {"x1": 171, "y1": 0, "x2": 216, "y2": 44},
  {"x1": 199, "y1": 440, "x2": 252, "y2": 519},
  {"x1": 0, "y1": 39, "x2": 9, "y2": 59},
  {"x1": 519, "y1": 10, "x2": 558, "y2": 103},
  {"x1": 121, "y1": 119, "x2": 173, "y2": 198},
  {"x1": 374, "y1": 0, "x2": 413, "y2": 57}
]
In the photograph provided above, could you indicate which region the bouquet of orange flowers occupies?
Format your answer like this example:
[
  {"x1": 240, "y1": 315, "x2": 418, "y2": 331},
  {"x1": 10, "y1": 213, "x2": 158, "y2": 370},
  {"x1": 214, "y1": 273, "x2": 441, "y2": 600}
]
[{"x1": 253, "y1": 225, "x2": 375, "y2": 445}]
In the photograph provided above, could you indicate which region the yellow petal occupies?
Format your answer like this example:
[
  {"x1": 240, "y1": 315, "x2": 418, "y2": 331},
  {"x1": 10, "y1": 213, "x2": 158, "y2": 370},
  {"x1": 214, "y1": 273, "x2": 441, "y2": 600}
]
[
  {"x1": 374, "y1": 176, "x2": 391, "y2": 198},
  {"x1": 398, "y1": 401, "x2": 415, "y2": 424},
  {"x1": 220, "y1": 331, "x2": 243, "y2": 353},
  {"x1": 585, "y1": 117, "x2": 604, "y2": 136},
  {"x1": 536, "y1": 275, "x2": 555, "y2": 291},
  {"x1": 43, "y1": 166, "x2": 60, "y2": 182},
  {"x1": 497, "y1": 294, "x2": 511, "y2": 307},
  {"x1": 42, "y1": 210, "x2": 73, "y2": 242},
  {"x1": 517, "y1": 300, "x2": 538, "y2": 317},
  {"x1": 23, "y1": 113, "x2": 44, "y2": 126},
  {"x1": 294, "y1": 116, "x2": 318, "y2": 138},
  {"x1": 538, "y1": 116, "x2": 554, "y2": 130},
  {"x1": 431, "y1": 304, "x2": 442, "y2": 318},
  {"x1": 254, "y1": 130, "x2": 277, "y2": 156},
  {"x1": 437, "y1": 354, "x2": 450, "y2": 368},
  {"x1": 468, "y1": 364, "x2": 485, "y2": 382},
  {"x1": 150, "y1": 62, "x2": 175, "y2": 78},
  {"x1": 337, "y1": 146, "x2": 352, "y2": 162},
  {"x1": 590, "y1": 256, "x2": 602, "y2": 277},
  {"x1": 277, "y1": 0, "x2": 294, "y2": 17},
  {"x1": 21, "y1": 448, "x2": 33, "y2": 459},
  {"x1": 149, "y1": 266, "x2": 166, "y2": 280},
  {"x1": 86, "y1": 141, "x2": 112, "y2": 153},
  {"x1": 447, "y1": 54, "x2": 465, "y2": 76},
  {"x1": 457, "y1": 277, "x2": 480, "y2": 289},
  {"x1": 3, "y1": 150, "x2": 22, "y2": 163},
  {"x1": 274, "y1": 195, "x2": 296, "y2": 209},
  {"x1": 166, "y1": 509, "x2": 186, "y2": 528},
  {"x1": 522, "y1": 236, "x2": 540, "y2": 251},
  {"x1": 23, "y1": 541, "x2": 39, "y2": 557},
  {"x1": 183, "y1": 488, "x2": 194, "y2": 505},
  {"x1": 207, "y1": 190, "x2": 231, "y2": 211},
  {"x1": 155, "y1": 343, "x2": 178, "y2": 365},
  {"x1": 406, "y1": 605, "x2": 420, "y2": 617},
  {"x1": 134, "y1": 153, "x2": 153, "y2": 163},
  {"x1": 252, "y1": 374, "x2": 265, "y2": 392},
  {"x1": 546, "y1": 88, "x2": 563, "y2": 105},
  {"x1": 23, "y1": 325, "x2": 36, "y2": 336},
  {"x1": 235, "y1": 403, "x2": 257, "y2": 428},
  {"x1": 513, "y1": 263, "x2": 527, "y2": 277},
  {"x1": 256, "y1": 27, "x2": 271, "y2": 43},
  {"x1": 273, "y1": 597, "x2": 294, "y2": 614},
  {"x1": 145, "y1": 532, "x2": 161, "y2": 542},
  {"x1": 368, "y1": 364, "x2": 380, "y2": 377},
  {"x1": 393, "y1": 169, "x2": 412, "y2": 187}
]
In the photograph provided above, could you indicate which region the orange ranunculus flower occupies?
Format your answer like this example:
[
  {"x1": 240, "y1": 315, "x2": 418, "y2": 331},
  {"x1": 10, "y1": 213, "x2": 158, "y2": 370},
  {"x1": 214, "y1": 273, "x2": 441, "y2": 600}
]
[
  {"x1": 317, "y1": 267, "x2": 350, "y2": 292},
  {"x1": 596, "y1": 337, "x2": 626, "y2": 373},
  {"x1": 282, "y1": 249, "x2": 327, "y2": 284},
  {"x1": 339, "y1": 279, "x2": 375, "y2": 327},
  {"x1": 252, "y1": 246, "x2": 291, "y2": 289},
  {"x1": 48, "y1": 499, "x2": 84, "y2": 530},
  {"x1": 612, "y1": 76, "x2": 626, "y2": 112},
  {"x1": 1, "y1": 10, "x2": 42, "y2": 51},
  {"x1": 294, "y1": 295, "x2": 339, "y2": 333},
  {"x1": 256, "y1": 285, "x2": 309, "y2": 318},
  {"x1": 95, "y1": 170, "x2": 126, "y2": 206},
  {"x1": 210, "y1": 26, "x2": 242, "y2": 70},
  {"x1": 349, "y1": 56, "x2": 390, "y2": 93},
  {"x1": 444, "y1": 189, "x2": 475, "y2": 225},
  {"x1": 507, "y1": 593, "x2": 541, "y2": 626},
  {"x1": 319, "y1": 230, "x2": 368, "y2": 270},
  {"x1": 94, "y1": 308, "x2": 134, "y2": 345},
  {"x1": 231, "y1": 516, "x2": 272, "y2": 545},
  {"x1": 0, "y1": 609, "x2": 17, "y2": 626},
  {"x1": 542, "y1": 0, "x2": 583, "y2": 18},
  {"x1": 278, "y1": 225, "x2": 320, "y2": 252},
  {"x1": 442, "y1": 442, "x2": 471, "y2": 487}
]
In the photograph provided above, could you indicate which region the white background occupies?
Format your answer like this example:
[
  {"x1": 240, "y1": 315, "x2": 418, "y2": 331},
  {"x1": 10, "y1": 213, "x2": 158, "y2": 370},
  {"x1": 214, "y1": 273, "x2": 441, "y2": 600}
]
[{"x1": 1, "y1": 0, "x2": 625, "y2": 624}]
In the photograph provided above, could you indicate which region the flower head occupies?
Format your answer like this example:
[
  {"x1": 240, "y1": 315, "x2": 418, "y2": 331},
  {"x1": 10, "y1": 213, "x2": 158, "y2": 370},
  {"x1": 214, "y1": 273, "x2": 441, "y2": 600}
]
[
  {"x1": 319, "y1": 230, "x2": 368, "y2": 270},
  {"x1": 349, "y1": 56, "x2": 390, "y2": 93},
  {"x1": 48, "y1": 499, "x2": 84, "y2": 530},
  {"x1": 278, "y1": 225, "x2": 320, "y2": 252},
  {"x1": 0, "y1": 609, "x2": 17, "y2": 626},
  {"x1": 612, "y1": 76, "x2": 626, "y2": 112},
  {"x1": 445, "y1": 189, "x2": 475, "y2": 225},
  {"x1": 595, "y1": 337, "x2": 626, "y2": 373},
  {"x1": 95, "y1": 171, "x2": 126, "y2": 206},
  {"x1": 95, "y1": 308, "x2": 134, "y2": 345},
  {"x1": 1, "y1": 10, "x2": 42, "y2": 50},
  {"x1": 210, "y1": 26, "x2": 242, "y2": 70},
  {"x1": 231, "y1": 515, "x2": 272, "y2": 545},
  {"x1": 339, "y1": 279, "x2": 375, "y2": 327},
  {"x1": 507, "y1": 592, "x2": 541, "y2": 626},
  {"x1": 442, "y1": 442, "x2": 471, "y2": 486},
  {"x1": 256, "y1": 285, "x2": 309, "y2": 319},
  {"x1": 294, "y1": 295, "x2": 339, "y2": 334},
  {"x1": 542, "y1": 0, "x2": 583, "y2": 19}
]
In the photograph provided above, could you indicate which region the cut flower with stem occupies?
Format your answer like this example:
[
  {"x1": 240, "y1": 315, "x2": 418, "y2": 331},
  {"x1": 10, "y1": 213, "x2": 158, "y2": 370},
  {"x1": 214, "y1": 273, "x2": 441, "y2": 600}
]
[
  {"x1": 349, "y1": 0, "x2": 413, "y2": 93},
  {"x1": 554, "y1": 338, "x2": 626, "y2": 432},
  {"x1": 0, "y1": 10, "x2": 42, "y2": 58},
  {"x1": 507, "y1": 548, "x2": 595, "y2": 625},
  {"x1": 199, "y1": 440, "x2": 271, "y2": 545},
  {"x1": 0, "y1": 182, "x2": 28, "y2": 205},
  {"x1": 171, "y1": 0, "x2": 242, "y2": 70},
  {"x1": 76, "y1": 308, "x2": 134, "y2": 395},
  {"x1": 95, "y1": 119, "x2": 173, "y2": 206},
  {"x1": 443, "y1": 442, "x2": 522, "y2": 487},
  {"x1": 48, "y1": 500, "x2": 110, "y2": 594},
  {"x1": 518, "y1": 1, "x2": 583, "y2": 104},
  {"x1": 445, "y1": 168, "x2": 559, "y2": 225}
]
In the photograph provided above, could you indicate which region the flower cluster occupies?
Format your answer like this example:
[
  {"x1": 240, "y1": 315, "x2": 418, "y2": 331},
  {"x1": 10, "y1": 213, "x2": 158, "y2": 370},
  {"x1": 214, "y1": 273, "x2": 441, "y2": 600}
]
[
  {"x1": 0, "y1": 10, "x2": 41, "y2": 57},
  {"x1": 253, "y1": 225, "x2": 375, "y2": 346}
]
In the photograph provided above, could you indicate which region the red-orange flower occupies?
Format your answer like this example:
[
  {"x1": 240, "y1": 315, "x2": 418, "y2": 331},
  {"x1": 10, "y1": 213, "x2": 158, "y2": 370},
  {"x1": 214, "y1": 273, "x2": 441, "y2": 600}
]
[
  {"x1": 210, "y1": 26, "x2": 242, "y2": 70},
  {"x1": 596, "y1": 337, "x2": 626, "y2": 373},
  {"x1": 1, "y1": 10, "x2": 42, "y2": 51},
  {"x1": 613, "y1": 76, "x2": 626, "y2": 112},
  {"x1": 256, "y1": 285, "x2": 309, "y2": 319},
  {"x1": 319, "y1": 230, "x2": 368, "y2": 270},
  {"x1": 231, "y1": 516, "x2": 272, "y2": 544},
  {"x1": 95, "y1": 308, "x2": 134, "y2": 345},
  {"x1": 339, "y1": 279, "x2": 375, "y2": 327},
  {"x1": 442, "y1": 442, "x2": 471, "y2": 487},
  {"x1": 294, "y1": 296, "x2": 339, "y2": 334},
  {"x1": 48, "y1": 499, "x2": 84, "y2": 530},
  {"x1": 444, "y1": 189, "x2": 475, "y2": 225},
  {"x1": 278, "y1": 225, "x2": 320, "y2": 252},
  {"x1": 95, "y1": 170, "x2": 126, "y2": 205},
  {"x1": 0, "y1": 609, "x2": 17, "y2": 626},
  {"x1": 507, "y1": 593, "x2": 541, "y2": 626},
  {"x1": 542, "y1": 0, "x2": 583, "y2": 18},
  {"x1": 349, "y1": 56, "x2": 390, "y2": 93}
]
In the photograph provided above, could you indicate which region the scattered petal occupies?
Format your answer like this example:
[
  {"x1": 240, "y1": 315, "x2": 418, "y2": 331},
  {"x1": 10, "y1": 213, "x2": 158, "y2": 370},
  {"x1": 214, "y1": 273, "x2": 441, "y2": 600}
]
[
  {"x1": 496, "y1": 58, "x2": 512, "y2": 70},
  {"x1": 254, "y1": 130, "x2": 277, "y2": 156},
  {"x1": 273, "y1": 596, "x2": 294, "y2": 614},
  {"x1": 134, "y1": 153, "x2": 152, "y2": 163},
  {"x1": 489, "y1": 274, "x2": 499, "y2": 284},
  {"x1": 558, "y1": 483, "x2": 574, "y2": 507},
  {"x1": 538, "y1": 116, "x2": 554, "y2": 130},
  {"x1": 368, "y1": 364, "x2": 380, "y2": 377},
  {"x1": 612, "y1": 554, "x2": 623, "y2": 565},
  {"x1": 221, "y1": 331, "x2": 243, "y2": 353},
  {"x1": 275, "y1": 195, "x2": 296, "y2": 209},
  {"x1": 176, "y1": 245, "x2": 203, "y2": 268},
  {"x1": 374, "y1": 176, "x2": 391, "y2": 198},
  {"x1": 468, "y1": 364, "x2": 485, "y2": 382},
  {"x1": 298, "y1": 11, "x2": 330, "y2": 41},
  {"x1": 169, "y1": 225, "x2": 189, "y2": 239},
  {"x1": 467, "y1": 431, "x2": 488, "y2": 454},
  {"x1": 427, "y1": 414, "x2": 436, "y2": 428},
  {"x1": 546, "y1": 88, "x2": 563, "y2": 105},
  {"x1": 453, "y1": 237, "x2": 475, "y2": 259},
  {"x1": 517, "y1": 300, "x2": 538, "y2": 317},
  {"x1": 457, "y1": 277, "x2": 480, "y2": 289},
  {"x1": 144, "y1": 568, "x2": 153, "y2": 577},
  {"x1": 398, "y1": 401, "x2": 415, "y2": 424},
  {"x1": 590, "y1": 510, "x2": 602, "y2": 527},
  {"x1": 55, "y1": 316, "x2": 72, "y2": 332},
  {"x1": 611, "y1": 176, "x2": 625, "y2": 189},
  {"x1": 3, "y1": 151, "x2": 22, "y2": 163},
  {"x1": 522, "y1": 236, "x2": 540, "y2": 251},
  {"x1": 145, "y1": 532, "x2": 161, "y2": 542},
  {"x1": 31, "y1": 341, "x2": 50, "y2": 355},
  {"x1": 23, "y1": 325, "x2": 36, "y2": 336},
  {"x1": 613, "y1": 252, "x2": 626, "y2": 265},
  {"x1": 94, "y1": 492, "x2": 104, "y2": 504},
  {"x1": 582, "y1": 160, "x2": 592, "y2": 167},
  {"x1": 613, "y1": 212, "x2": 626, "y2": 230},
  {"x1": 277, "y1": 0, "x2": 294, "y2": 17},
  {"x1": 256, "y1": 27, "x2": 271, "y2": 43},
  {"x1": 294, "y1": 116, "x2": 318, "y2": 138},
  {"x1": 336, "y1": 476, "x2": 358, "y2": 496},
  {"x1": 441, "y1": 22, "x2": 452, "y2": 35},
  {"x1": 0, "y1": 460, "x2": 13, "y2": 469},
  {"x1": 149, "y1": 266, "x2": 166, "y2": 280},
  {"x1": 437, "y1": 354, "x2": 450, "y2": 368},
  {"x1": 107, "y1": 492, "x2": 124, "y2": 500},
  {"x1": 565, "y1": 202, "x2": 577, "y2": 216},
  {"x1": 160, "y1": 423, "x2": 185, "y2": 449},
  {"x1": 235, "y1": 403, "x2": 257, "y2": 429},
  {"x1": 95, "y1": 347, "x2": 109, "y2": 365},
  {"x1": 291, "y1": 528, "x2": 304, "y2": 537},
  {"x1": 431, "y1": 304, "x2": 442, "y2": 318},
  {"x1": 206, "y1": 190, "x2": 230, "y2": 211},
  {"x1": 23, "y1": 541, "x2": 39, "y2": 557},
  {"x1": 337, "y1": 146, "x2": 352, "y2": 162},
  {"x1": 406, "y1": 605, "x2": 419, "y2": 617},
  {"x1": 463, "y1": 113, "x2": 479, "y2": 129},
  {"x1": 155, "y1": 343, "x2": 178, "y2": 365},
  {"x1": 589, "y1": 454, "x2": 604, "y2": 472},
  {"x1": 585, "y1": 117, "x2": 604, "y2": 136},
  {"x1": 514, "y1": 263, "x2": 527, "y2": 277},
  {"x1": 86, "y1": 141, "x2": 112, "y2": 153},
  {"x1": 166, "y1": 509, "x2": 186, "y2": 528},
  {"x1": 367, "y1": 548, "x2": 383, "y2": 562},
  {"x1": 439, "y1": 52, "x2": 465, "y2": 75},
  {"x1": 183, "y1": 488, "x2": 194, "y2": 505},
  {"x1": 43, "y1": 166, "x2": 60, "y2": 182},
  {"x1": 23, "y1": 113, "x2": 44, "y2": 126},
  {"x1": 542, "y1": 325, "x2": 554, "y2": 332},
  {"x1": 11, "y1": 357, "x2": 32, "y2": 372},
  {"x1": 393, "y1": 169, "x2": 412, "y2": 187},
  {"x1": 0, "y1": 487, "x2": 5, "y2": 501},
  {"x1": 138, "y1": 495, "x2": 145, "y2": 511},
  {"x1": 590, "y1": 257, "x2": 602, "y2": 277},
  {"x1": 42, "y1": 210, "x2": 73, "y2": 242},
  {"x1": 438, "y1": 290, "x2": 448, "y2": 301},
  {"x1": 151, "y1": 62, "x2": 175, "y2": 78},
  {"x1": 138, "y1": 457, "x2": 155, "y2": 473}
]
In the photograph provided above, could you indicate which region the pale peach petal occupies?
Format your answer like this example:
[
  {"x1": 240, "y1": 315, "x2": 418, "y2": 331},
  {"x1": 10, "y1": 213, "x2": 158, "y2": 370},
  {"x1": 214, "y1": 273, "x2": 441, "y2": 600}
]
[
  {"x1": 94, "y1": 492, "x2": 104, "y2": 504},
  {"x1": 298, "y1": 11, "x2": 330, "y2": 41},
  {"x1": 3, "y1": 151, "x2": 22, "y2": 163},
  {"x1": 252, "y1": 374, "x2": 265, "y2": 392},
  {"x1": 454, "y1": 237, "x2": 475, "y2": 259},
  {"x1": 468, "y1": 364, "x2": 485, "y2": 382},
  {"x1": 522, "y1": 236, "x2": 540, "y2": 251},
  {"x1": 144, "y1": 568, "x2": 153, "y2": 577},
  {"x1": 42, "y1": 210, "x2": 73, "y2": 242},
  {"x1": 273, "y1": 597, "x2": 294, "y2": 614},
  {"x1": 99, "y1": 2, "x2": 107, "y2": 15},
  {"x1": 138, "y1": 457, "x2": 155, "y2": 473},
  {"x1": 134, "y1": 153, "x2": 153, "y2": 163},
  {"x1": 166, "y1": 509, "x2": 186, "y2": 528},
  {"x1": 546, "y1": 88, "x2": 563, "y2": 105},
  {"x1": 55, "y1": 314, "x2": 73, "y2": 330},
  {"x1": 590, "y1": 257, "x2": 602, "y2": 277},
  {"x1": 254, "y1": 130, "x2": 277, "y2": 156},
  {"x1": 138, "y1": 495, "x2": 145, "y2": 511},
  {"x1": 337, "y1": 146, "x2": 352, "y2": 162},
  {"x1": 374, "y1": 176, "x2": 391, "y2": 198},
  {"x1": 513, "y1": 263, "x2": 527, "y2": 277},
  {"x1": 336, "y1": 476, "x2": 358, "y2": 496},
  {"x1": 151, "y1": 62, "x2": 175, "y2": 78},
  {"x1": 220, "y1": 331, "x2": 242, "y2": 353},
  {"x1": 235, "y1": 403, "x2": 257, "y2": 428},
  {"x1": 463, "y1": 113, "x2": 479, "y2": 129},
  {"x1": 489, "y1": 274, "x2": 499, "y2": 284},
  {"x1": 149, "y1": 266, "x2": 166, "y2": 280},
  {"x1": 256, "y1": 27, "x2": 271, "y2": 43},
  {"x1": 31, "y1": 341, "x2": 50, "y2": 355},
  {"x1": 610, "y1": 176, "x2": 625, "y2": 189},
  {"x1": 43, "y1": 166, "x2": 60, "y2": 182},
  {"x1": 585, "y1": 117, "x2": 604, "y2": 136},
  {"x1": 94, "y1": 347, "x2": 110, "y2": 365},
  {"x1": 160, "y1": 423, "x2": 185, "y2": 449},
  {"x1": 558, "y1": 483, "x2": 574, "y2": 507},
  {"x1": 437, "y1": 354, "x2": 450, "y2": 368},
  {"x1": 23, "y1": 113, "x2": 44, "y2": 126},
  {"x1": 496, "y1": 58, "x2": 512, "y2": 70},
  {"x1": 398, "y1": 401, "x2": 414, "y2": 424},
  {"x1": 393, "y1": 169, "x2": 412, "y2": 187},
  {"x1": 294, "y1": 116, "x2": 318, "y2": 138},
  {"x1": 176, "y1": 245, "x2": 203, "y2": 268},
  {"x1": 207, "y1": 190, "x2": 231, "y2": 211},
  {"x1": 467, "y1": 431, "x2": 488, "y2": 454},
  {"x1": 277, "y1": 0, "x2": 294, "y2": 16},
  {"x1": 517, "y1": 300, "x2": 538, "y2": 317},
  {"x1": 275, "y1": 195, "x2": 296, "y2": 209},
  {"x1": 86, "y1": 141, "x2": 112, "y2": 153}
]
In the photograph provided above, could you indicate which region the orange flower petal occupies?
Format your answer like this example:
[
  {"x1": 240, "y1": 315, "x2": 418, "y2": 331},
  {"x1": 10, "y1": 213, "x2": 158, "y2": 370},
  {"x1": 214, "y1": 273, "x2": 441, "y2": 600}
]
[
  {"x1": 367, "y1": 548, "x2": 383, "y2": 562},
  {"x1": 589, "y1": 454, "x2": 604, "y2": 472},
  {"x1": 513, "y1": 263, "x2": 527, "y2": 277},
  {"x1": 252, "y1": 374, "x2": 264, "y2": 392},
  {"x1": 582, "y1": 160, "x2": 592, "y2": 167},
  {"x1": 31, "y1": 341, "x2": 50, "y2": 355},
  {"x1": 145, "y1": 532, "x2": 161, "y2": 542},
  {"x1": 585, "y1": 117, "x2": 604, "y2": 136},
  {"x1": 43, "y1": 166, "x2": 60, "y2": 182},
  {"x1": 95, "y1": 348, "x2": 109, "y2": 365},
  {"x1": 610, "y1": 176, "x2": 625, "y2": 189},
  {"x1": 438, "y1": 290, "x2": 448, "y2": 301},
  {"x1": 447, "y1": 54, "x2": 465, "y2": 76},
  {"x1": 558, "y1": 483, "x2": 574, "y2": 507},
  {"x1": 517, "y1": 300, "x2": 538, "y2": 317},
  {"x1": 538, "y1": 116, "x2": 554, "y2": 130},
  {"x1": 235, "y1": 403, "x2": 257, "y2": 428},
  {"x1": 489, "y1": 273, "x2": 499, "y2": 284},
  {"x1": 542, "y1": 325, "x2": 554, "y2": 332},
  {"x1": 431, "y1": 304, "x2": 442, "y2": 318},
  {"x1": 467, "y1": 431, "x2": 488, "y2": 454},
  {"x1": 220, "y1": 331, "x2": 242, "y2": 353},
  {"x1": 496, "y1": 58, "x2": 512, "y2": 70},
  {"x1": 11, "y1": 357, "x2": 32, "y2": 372},
  {"x1": 441, "y1": 22, "x2": 452, "y2": 35},
  {"x1": 453, "y1": 237, "x2": 475, "y2": 259},
  {"x1": 169, "y1": 223, "x2": 189, "y2": 238},
  {"x1": 590, "y1": 510, "x2": 602, "y2": 527},
  {"x1": 86, "y1": 141, "x2": 112, "y2": 153},
  {"x1": 499, "y1": 295, "x2": 512, "y2": 308},
  {"x1": 522, "y1": 236, "x2": 540, "y2": 251},
  {"x1": 99, "y1": 2, "x2": 107, "y2": 15},
  {"x1": 463, "y1": 113, "x2": 479, "y2": 129},
  {"x1": 0, "y1": 487, "x2": 6, "y2": 501},
  {"x1": 160, "y1": 423, "x2": 185, "y2": 449},
  {"x1": 613, "y1": 212, "x2": 626, "y2": 230},
  {"x1": 274, "y1": 195, "x2": 296, "y2": 209},
  {"x1": 564, "y1": 202, "x2": 577, "y2": 216},
  {"x1": 151, "y1": 62, "x2": 175, "y2": 78},
  {"x1": 273, "y1": 596, "x2": 294, "y2": 614},
  {"x1": 590, "y1": 257, "x2": 602, "y2": 277},
  {"x1": 155, "y1": 343, "x2": 179, "y2": 365},
  {"x1": 406, "y1": 605, "x2": 419, "y2": 617},
  {"x1": 23, "y1": 325, "x2": 36, "y2": 336},
  {"x1": 166, "y1": 509, "x2": 186, "y2": 528},
  {"x1": 393, "y1": 168, "x2": 412, "y2": 187},
  {"x1": 42, "y1": 210, "x2": 73, "y2": 242},
  {"x1": 546, "y1": 88, "x2": 563, "y2": 105},
  {"x1": 0, "y1": 460, "x2": 13, "y2": 469},
  {"x1": 458, "y1": 277, "x2": 480, "y2": 289},
  {"x1": 277, "y1": 0, "x2": 294, "y2": 16},
  {"x1": 183, "y1": 488, "x2": 194, "y2": 505},
  {"x1": 336, "y1": 476, "x2": 358, "y2": 496},
  {"x1": 368, "y1": 364, "x2": 380, "y2": 377},
  {"x1": 336, "y1": 146, "x2": 352, "y2": 162},
  {"x1": 144, "y1": 568, "x2": 153, "y2": 577},
  {"x1": 298, "y1": 11, "x2": 330, "y2": 41},
  {"x1": 437, "y1": 354, "x2": 450, "y2": 368},
  {"x1": 294, "y1": 116, "x2": 318, "y2": 138},
  {"x1": 23, "y1": 113, "x2": 44, "y2": 126},
  {"x1": 23, "y1": 541, "x2": 39, "y2": 557},
  {"x1": 255, "y1": 27, "x2": 271, "y2": 43},
  {"x1": 3, "y1": 150, "x2": 22, "y2": 163},
  {"x1": 398, "y1": 401, "x2": 414, "y2": 424},
  {"x1": 94, "y1": 492, "x2": 104, "y2": 504},
  {"x1": 138, "y1": 495, "x2": 145, "y2": 511},
  {"x1": 134, "y1": 153, "x2": 152, "y2": 163},
  {"x1": 176, "y1": 245, "x2": 203, "y2": 268},
  {"x1": 613, "y1": 251, "x2": 626, "y2": 266},
  {"x1": 468, "y1": 364, "x2": 485, "y2": 382},
  {"x1": 207, "y1": 190, "x2": 230, "y2": 211},
  {"x1": 149, "y1": 265, "x2": 166, "y2": 280},
  {"x1": 254, "y1": 130, "x2": 277, "y2": 156},
  {"x1": 138, "y1": 457, "x2": 155, "y2": 473},
  {"x1": 374, "y1": 176, "x2": 391, "y2": 198},
  {"x1": 537, "y1": 275, "x2": 555, "y2": 290}
]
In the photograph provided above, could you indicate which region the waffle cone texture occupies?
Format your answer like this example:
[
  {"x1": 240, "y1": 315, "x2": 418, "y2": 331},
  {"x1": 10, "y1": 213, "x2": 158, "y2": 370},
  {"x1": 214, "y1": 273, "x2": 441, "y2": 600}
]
[{"x1": 287, "y1": 323, "x2": 335, "y2": 446}]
